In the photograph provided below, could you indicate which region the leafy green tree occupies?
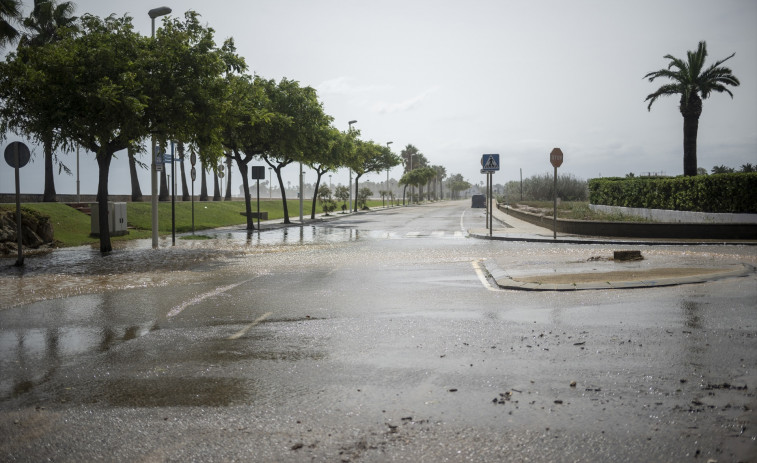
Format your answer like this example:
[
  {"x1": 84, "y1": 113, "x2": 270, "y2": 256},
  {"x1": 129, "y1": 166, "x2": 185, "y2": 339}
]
[
  {"x1": 644, "y1": 41, "x2": 740, "y2": 176},
  {"x1": 0, "y1": 0, "x2": 22, "y2": 49},
  {"x1": 308, "y1": 127, "x2": 351, "y2": 219},
  {"x1": 18, "y1": 13, "x2": 152, "y2": 251},
  {"x1": 7, "y1": 0, "x2": 79, "y2": 202},
  {"x1": 148, "y1": 11, "x2": 230, "y2": 202},
  {"x1": 259, "y1": 78, "x2": 327, "y2": 223},
  {"x1": 711, "y1": 165, "x2": 735, "y2": 174},
  {"x1": 740, "y1": 163, "x2": 754, "y2": 173},
  {"x1": 317, "y1": 185, "x2": 337, "y2": 215},
  {"x1": 348, "y1": 140, "x2": 400, "y2": 211},
  {"x1": 334, "y1": 185, "x2": 349, "y2": 211},
  {"x1": 446, "y1": 173, "x2": 471, "y2": 200},
  {"x1": 357, "y1": 187, "x2": 373, "y2": 209}
]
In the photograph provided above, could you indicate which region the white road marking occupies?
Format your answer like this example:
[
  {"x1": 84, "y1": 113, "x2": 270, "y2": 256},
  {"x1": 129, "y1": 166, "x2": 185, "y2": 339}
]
[
  {"x1": 228, "y1": 312, "x2": 273, "y2": 340},
  {"x1": 472, "y1": 260, "x2": 500, "y2": 292},
  {"x1": 167, "y1": 279, "x2": 253, "y2": 318}
]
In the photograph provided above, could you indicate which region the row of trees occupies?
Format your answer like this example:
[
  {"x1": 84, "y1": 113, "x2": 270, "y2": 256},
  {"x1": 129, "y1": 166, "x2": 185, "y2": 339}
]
[{"x1": 0, "y1": 4, "x2": 402, "y2": 252}]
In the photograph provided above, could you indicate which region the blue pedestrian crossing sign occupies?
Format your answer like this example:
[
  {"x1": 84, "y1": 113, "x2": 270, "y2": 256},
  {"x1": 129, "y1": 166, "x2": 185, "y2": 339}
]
[{"x1": 481, "y1": 154, "x2": 500, "y2": 172}]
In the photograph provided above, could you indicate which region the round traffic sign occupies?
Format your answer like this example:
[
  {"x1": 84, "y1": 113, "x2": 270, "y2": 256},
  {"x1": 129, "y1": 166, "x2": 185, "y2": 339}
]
[
  {"x1": 190, "y1": 166, "x2": 196, "y2": 181},
  {"x1": 218, "y1": 171, "x2": 225, "y2": 179},
  {"x1": 190, "y1": 150, "x2": 196, "y2": 167},
  {"x1": 550, "y1": 148, "x2": 563, "y2": 168},
  {"x1": 218, "y1": 164, "x2": 224, "y2": 173},
  {"x1": 4, "y1": 142, "x2": 31, "y2": 168}
]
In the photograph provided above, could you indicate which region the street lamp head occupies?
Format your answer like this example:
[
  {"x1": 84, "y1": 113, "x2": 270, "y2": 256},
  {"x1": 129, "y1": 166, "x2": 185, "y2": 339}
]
[
  {"x1": 348, "y1": 120, "x2": 357, "y2": 125},
  {"x1": 148, "y1": 6, "x2": 172, "y2": 18},
  {"x1": 387, "y1": 141, "x2": 393, "y2": 146}
]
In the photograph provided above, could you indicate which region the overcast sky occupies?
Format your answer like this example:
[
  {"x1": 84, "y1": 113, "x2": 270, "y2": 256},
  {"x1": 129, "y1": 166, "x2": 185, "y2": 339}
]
[{"x1": 2, "y1": 0, "x2": 756, "y2": 196}]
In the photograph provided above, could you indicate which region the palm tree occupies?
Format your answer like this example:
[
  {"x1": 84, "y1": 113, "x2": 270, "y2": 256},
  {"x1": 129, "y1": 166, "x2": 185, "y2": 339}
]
[
  {"x1": 0, "y1": 0, "x2": 22, "y2": 49},
  {"x1": 21, "y1": 0, "x2": 78, "y2": 201},
  {"x1": 644, "y1": 41, "x2": 740, "y2": 176}
]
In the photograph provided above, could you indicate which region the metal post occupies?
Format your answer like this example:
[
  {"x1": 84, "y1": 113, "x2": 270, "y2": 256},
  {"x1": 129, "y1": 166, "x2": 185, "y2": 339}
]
[
  {"x1": 13, "y1": 144, "x2": 23, "y2": 266},
  {"x1": 553, "y1": 165, "x2": 557, "y2": 240},
  {"x1": 299, "y1": 162, "x2": 303, "y2": 222},
  {"x1": 256, "y1": 177, "x2": 260, "y2": 230},
  {"x1": 171, "y1": 141, "x2": 175, "y2": 246},
  {"x1": 76, "y1": 144, "x2": 80, "y2": 204}
]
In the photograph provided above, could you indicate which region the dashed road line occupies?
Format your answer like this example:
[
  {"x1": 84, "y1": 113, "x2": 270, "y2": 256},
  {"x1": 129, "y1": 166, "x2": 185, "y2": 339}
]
[
  {"x1": 167, "y1": 278, "x2": 254, "y2": 318},
  {"x1": 228, "y1": 312, "x2": 273, "y2": 340}
]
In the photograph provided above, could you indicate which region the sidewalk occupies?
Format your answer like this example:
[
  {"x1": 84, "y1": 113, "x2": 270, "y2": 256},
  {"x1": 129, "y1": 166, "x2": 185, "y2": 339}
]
[{"x1": 467, "y1": 201, "x2": 757, "y2": 246}]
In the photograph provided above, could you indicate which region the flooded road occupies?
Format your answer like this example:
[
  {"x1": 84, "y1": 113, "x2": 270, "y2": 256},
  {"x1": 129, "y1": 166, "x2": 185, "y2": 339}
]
[{"x1": 1, "y1": 201, "x2": 756, "y2": 461}]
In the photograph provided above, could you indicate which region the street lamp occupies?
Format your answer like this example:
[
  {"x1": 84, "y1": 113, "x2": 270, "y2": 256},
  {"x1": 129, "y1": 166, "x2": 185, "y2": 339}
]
[
  {"x1": 348, "y1": 120, "x2": 357, "y2": 212},
  {"x1": 149, "y1": 6, "x2": 171, "y2": 249},
  {"x1": 386, "y1": 141, "x2": 393, "y2": 207}
]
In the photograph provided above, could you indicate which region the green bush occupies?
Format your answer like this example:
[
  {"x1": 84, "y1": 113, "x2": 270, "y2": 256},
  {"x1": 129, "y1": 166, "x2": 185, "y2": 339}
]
[{"x1": 588, "y1": 173, "x2": 757, "y2": 213}]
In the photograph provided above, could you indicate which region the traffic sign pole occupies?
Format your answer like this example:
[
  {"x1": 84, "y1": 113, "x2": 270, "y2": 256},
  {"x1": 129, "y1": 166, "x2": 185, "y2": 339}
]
[{"x1": 550, "y1": 148, "x2": 564, "y2": 240}]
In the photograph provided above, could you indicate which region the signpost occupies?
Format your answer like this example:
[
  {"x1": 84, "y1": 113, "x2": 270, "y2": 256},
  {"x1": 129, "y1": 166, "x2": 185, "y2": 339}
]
[
  {"x1": 481, "y1": 154, "x2": 500, "y2": 236},
  {"x1": 550, "y1": 148, "x2": 564, "y2": 239},
  {"x1": 251, "y1": 166, "x2": 266, "y2": 230},
  {"x1": 190, "y1": 149, "x2": 197, "y2": 234},
  {"x1": 4, "y1": 142, "x2": 31, "y2": 266}
]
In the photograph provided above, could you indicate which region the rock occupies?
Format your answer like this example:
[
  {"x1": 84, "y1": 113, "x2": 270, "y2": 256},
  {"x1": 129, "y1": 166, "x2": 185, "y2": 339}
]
[{"x1": 0, "y1": 209, "x2": 55, "y2": 254}]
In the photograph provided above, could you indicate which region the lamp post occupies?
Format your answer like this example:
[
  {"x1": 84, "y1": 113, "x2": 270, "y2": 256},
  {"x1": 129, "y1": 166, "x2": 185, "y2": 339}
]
[
  {"x1": 386, "y1": 141, "x2": 393, "y2": 207},
  {"x1": 268, "y1": 167, "x2": 272, "y2": 199},
  {"x1": 348, "y1": 120, "x2": 357, "y2": 212},
  {"x1": 148, "y1": 6, "x2": 171, "y2": 249}
]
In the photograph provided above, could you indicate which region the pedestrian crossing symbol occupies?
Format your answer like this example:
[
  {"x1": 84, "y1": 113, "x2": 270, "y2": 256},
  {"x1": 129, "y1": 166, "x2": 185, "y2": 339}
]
[{"x1": 481, "y1": 154, "x2": 500, "y2": 171}]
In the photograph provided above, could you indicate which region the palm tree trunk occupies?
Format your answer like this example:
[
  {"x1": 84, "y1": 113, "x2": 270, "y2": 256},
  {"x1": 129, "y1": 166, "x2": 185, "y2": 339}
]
[
  {"x1": 224, "y1": 155, "x2": 232, "y2": 200},
  {"x1": 200, "y1": 160, "x2": 208, "y2": 201},
  {"x1": 213, "y1": 171, "x2": 221, "y2": 201},
  {"x1": 681, "y1": 93, "x2": 702, "y2": 177},
  {"x1": 178, "y1": 142, "x2": 189, "y2": 201},
  {"x1": 159, "y1": 166, "x2": 169, "y2": 201},
  {"x1": 128, "y1": 148, "x2": 142, "y2": 201},
  {"x1": 42, "y1": 132, "x2": 56, "y2": 202}
]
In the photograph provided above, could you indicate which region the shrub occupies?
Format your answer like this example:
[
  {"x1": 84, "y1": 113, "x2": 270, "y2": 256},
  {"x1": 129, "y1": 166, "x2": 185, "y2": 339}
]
[{"x1": 588, "y1": 173, "x2": 757, "y2": 213}]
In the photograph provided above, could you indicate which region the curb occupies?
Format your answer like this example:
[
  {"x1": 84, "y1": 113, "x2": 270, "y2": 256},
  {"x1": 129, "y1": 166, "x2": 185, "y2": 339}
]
[{"x1": 480, "y1": 261, "x2": 756, "y2": 291}]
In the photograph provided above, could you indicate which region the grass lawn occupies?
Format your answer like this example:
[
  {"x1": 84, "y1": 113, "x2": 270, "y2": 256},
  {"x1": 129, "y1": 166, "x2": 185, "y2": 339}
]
[{"x1": 1, "y1": 199, "x2": 385, "y2": 248}]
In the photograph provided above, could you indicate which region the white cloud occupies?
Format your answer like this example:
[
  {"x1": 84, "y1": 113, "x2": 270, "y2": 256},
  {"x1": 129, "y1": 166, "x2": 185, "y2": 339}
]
[
  {"x1": 317, "y1": 76, "x2": 392, "y2": 95},
  {"x1": 372, "y1": 86, "x2": 442, "y2": 114}
]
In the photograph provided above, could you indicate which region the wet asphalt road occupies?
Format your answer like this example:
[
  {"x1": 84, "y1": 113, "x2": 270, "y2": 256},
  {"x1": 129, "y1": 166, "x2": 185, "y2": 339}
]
[{"x1": 1, "y1": 201, "x2": 756, "y2": 462}]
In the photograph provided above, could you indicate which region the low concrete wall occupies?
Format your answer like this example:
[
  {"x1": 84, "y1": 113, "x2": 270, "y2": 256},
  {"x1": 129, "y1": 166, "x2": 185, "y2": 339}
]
[
  {"x1": 500, "y1": 204, "x2": 757, "y2": 240},
  {"x1": 589, "y1": 204, "x2": 757, "y2": 224}
]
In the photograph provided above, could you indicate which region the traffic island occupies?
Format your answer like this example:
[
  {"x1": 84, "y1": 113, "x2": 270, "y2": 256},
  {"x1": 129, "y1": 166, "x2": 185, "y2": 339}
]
[{"x1": 482, "y1": 261, "x2": 755, "y2": 291}]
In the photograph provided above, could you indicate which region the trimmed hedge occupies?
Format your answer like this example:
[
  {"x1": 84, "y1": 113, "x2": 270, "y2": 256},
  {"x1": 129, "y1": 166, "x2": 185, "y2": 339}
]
[{"x1": 588, "y1": 173, "x2": 757, "y2": 213}]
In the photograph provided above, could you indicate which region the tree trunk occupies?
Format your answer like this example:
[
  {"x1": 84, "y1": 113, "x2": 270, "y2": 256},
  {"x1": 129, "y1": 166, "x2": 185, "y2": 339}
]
[
  {"x1": 234, "y1": 152, "x2": 254, "y2": 230},
  {"x1": 200, "y1": 160, "x2": 208, "y2": 201},
  {"x1": 680, "y1": 93, "x2": 702, "y2": 177},
  {"x1": 275, "y1": 168, "x2": 290, "y2": 224},
  {"x1": 213, "y1": 170, "x2": 221, "y2": 201},
  {"x1": 159, "y1": 165, "x2": 169, "y2": 201},
  {"x1": 178, "y1": 142, "x2": 190, "y2": 201},
  {"x1": 311, "y1": 171, "x2": 323, "y2": 219},
  {"x1": 224, "y1": 155, "x2": 232, "y2": 201},
  {"x1": 128, "y1": 148, "x2": 142, "y2": 202},
  {"x1": 96, "y1": 150, "x2": 113, "y2": 253},
  {"x1": 42, "y1": 132, "x2": 56, "y2": 202},
  {"x1": 354, "y1": 174, "x2": 362, "y2": 212}
]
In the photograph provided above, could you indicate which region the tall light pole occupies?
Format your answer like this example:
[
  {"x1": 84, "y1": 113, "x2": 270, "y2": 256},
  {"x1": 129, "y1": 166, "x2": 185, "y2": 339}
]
[
  {"x1": 386, "y1": 141, "x2": 393, "y2": 207},
  {"x1": 268, "y1": 167, "x2": 272, "y2": 199},
  {"x1": 149, "y1": 6, "x2": 171, "y2": 249},
  {"x1": 348, "y1": 120, "x2": 357, "y2": 212}
]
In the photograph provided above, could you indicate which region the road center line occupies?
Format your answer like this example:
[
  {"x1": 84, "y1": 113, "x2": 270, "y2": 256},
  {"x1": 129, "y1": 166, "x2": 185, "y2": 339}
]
[
  {"x1": 167, "y1": 279, "x2": 253, "y2": 318},
  {"x1": 228, "y1": 312, "x2": 273, "y2": 340}
]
